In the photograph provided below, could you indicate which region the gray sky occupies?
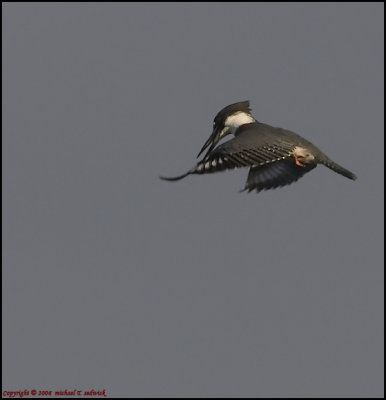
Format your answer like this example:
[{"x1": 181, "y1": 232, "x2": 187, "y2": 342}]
[{"x1": 3, "y1": 3, "x2": 384, "y2": 398}]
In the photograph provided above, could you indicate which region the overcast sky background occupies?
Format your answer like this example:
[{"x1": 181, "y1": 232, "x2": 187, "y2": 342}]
[{"x1": 3, "y1": 3, "x2": 384, "y2": 398}]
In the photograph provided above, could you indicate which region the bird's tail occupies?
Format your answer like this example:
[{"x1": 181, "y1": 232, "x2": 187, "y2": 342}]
[{"x1": 321, "y1": 159, "x2": 357, "y2": 180}]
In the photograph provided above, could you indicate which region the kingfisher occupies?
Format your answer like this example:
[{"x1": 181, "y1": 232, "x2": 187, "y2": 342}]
[{"x1": 160, "y1": 101, "x2": 356, "y2": 192}]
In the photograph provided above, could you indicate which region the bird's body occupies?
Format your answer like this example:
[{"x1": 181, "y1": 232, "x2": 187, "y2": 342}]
[{"x1": 160, "y1": 101, "x2": 356, "y2": 192}]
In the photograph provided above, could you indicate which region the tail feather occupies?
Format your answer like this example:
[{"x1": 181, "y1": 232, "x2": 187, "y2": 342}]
[{"x1": 321, "y1": 159, "x2": 357, "y2": 180}]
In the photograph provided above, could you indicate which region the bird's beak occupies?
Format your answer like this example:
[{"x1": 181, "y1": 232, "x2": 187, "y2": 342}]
[{"x1": 197, "y1": 126, "x2": 222, "y2": 159}]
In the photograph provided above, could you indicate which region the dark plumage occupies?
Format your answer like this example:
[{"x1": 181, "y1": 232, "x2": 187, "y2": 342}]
[{"x1": 160, "y1": 101, "x2": 357, "y2": 192}]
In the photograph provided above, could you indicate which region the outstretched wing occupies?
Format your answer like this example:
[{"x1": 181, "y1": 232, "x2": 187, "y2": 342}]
[
  {"x1": 192, "y1": 124, "x2": 298, "y2": 175},
  {"x1": 160, "y1": 123, "x2": 314, "y2": 183},
  {"x1": 242, "y1": 160, "x2": 316, "y2": 192}
]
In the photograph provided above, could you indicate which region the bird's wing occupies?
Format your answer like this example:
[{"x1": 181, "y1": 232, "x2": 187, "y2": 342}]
[
  {"x1": 242, "y1": 160, "x2": 316, "y2": 192},
  {"x1": 194, "y1": 125, "x2": 299, "y2": 174},
  {"x1": 160, "y1": 124, "x2": 315, "y2": 183}
]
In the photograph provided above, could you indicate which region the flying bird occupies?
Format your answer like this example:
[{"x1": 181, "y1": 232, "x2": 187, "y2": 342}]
[{"x1": 160, "y1": 101, "x2": 356, "y2": 192}]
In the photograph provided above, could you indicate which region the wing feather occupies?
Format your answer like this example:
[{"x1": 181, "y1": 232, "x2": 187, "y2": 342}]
[
  {"x1": 243, "y1": 159, "x2": 316, "y2": 192},
  {"x1": 161, "y1": 123, "x2": 317, "y2": 185}
]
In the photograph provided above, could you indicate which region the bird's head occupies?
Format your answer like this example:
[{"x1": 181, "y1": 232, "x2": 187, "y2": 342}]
[{"x1": 197, "y1": 100, "x2": 256, "y2": 159}]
